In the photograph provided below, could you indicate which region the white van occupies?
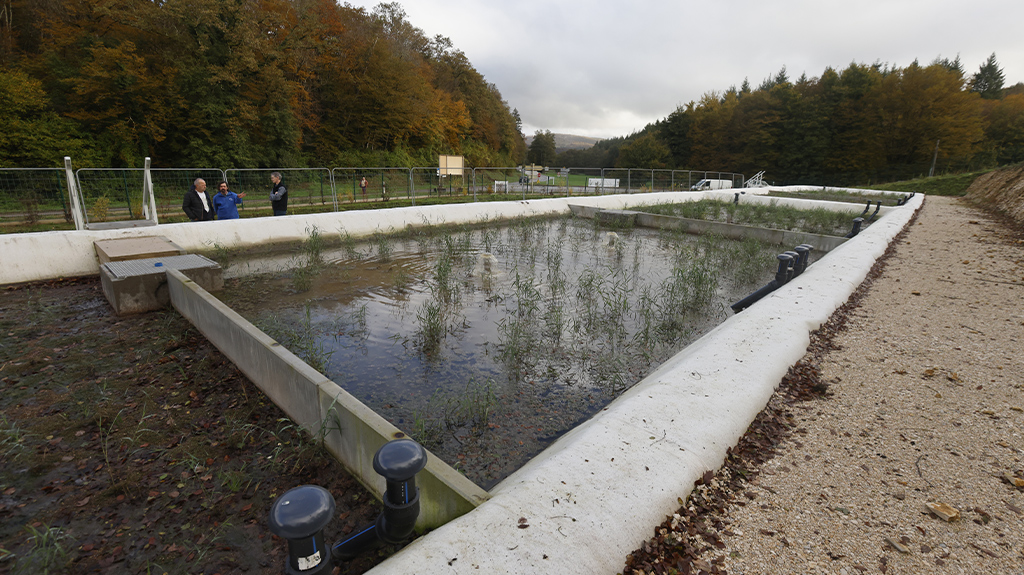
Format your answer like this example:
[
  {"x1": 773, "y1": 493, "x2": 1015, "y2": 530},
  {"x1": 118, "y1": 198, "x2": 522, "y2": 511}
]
[{"x1": 690, "y1": 179, "x2": 733, "y2": 191}]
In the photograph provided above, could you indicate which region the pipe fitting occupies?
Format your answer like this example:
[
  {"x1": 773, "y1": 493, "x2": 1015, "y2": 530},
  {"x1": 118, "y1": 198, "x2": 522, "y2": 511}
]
[
  {"x1": 334, "y1": 439, "x2": 428, "y2": 560},
  {"x1": 845, "y1": 217, "x2": 864, "y2": 238},
  {"x1": 730, "y1": 254, "x2": 793, "y2": 313},
  {"x1": 775, "y1": 253, "x2": 793, "y2": 285},
  {"x1": 793, "y1": 245, "x2": 812, "y2": 276},
  {"x1": 868, "y1": 201, "x2": 881, "y2": 222},
  {"x1": 783, "y1": 251, "x2": 799, "y2": 282}
]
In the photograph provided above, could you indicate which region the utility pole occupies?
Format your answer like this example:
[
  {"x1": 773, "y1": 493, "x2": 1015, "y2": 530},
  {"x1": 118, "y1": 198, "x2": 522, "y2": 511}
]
[{"x1": 928, "y1": 139, "x2": 940, "y2": 177}]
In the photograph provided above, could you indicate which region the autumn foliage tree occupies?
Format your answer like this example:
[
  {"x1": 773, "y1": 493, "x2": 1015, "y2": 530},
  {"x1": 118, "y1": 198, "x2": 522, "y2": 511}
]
[
  {"x1": 1, "y1": 0, "x2": 525, "y2": 168},
  {"x1": 626, "y1": 56, "x2": 1020, "y2": 185}
]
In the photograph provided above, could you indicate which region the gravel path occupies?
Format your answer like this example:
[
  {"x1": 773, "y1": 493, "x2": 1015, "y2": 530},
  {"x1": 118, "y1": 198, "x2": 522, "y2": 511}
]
[{"x1": 627, "y1": 196, "x2": 1024, "y2": 575}]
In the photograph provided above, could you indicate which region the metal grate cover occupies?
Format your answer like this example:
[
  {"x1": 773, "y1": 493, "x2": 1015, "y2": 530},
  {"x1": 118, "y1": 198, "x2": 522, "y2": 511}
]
[{"x1": 103, "y1": 254, "x2": 219, "y2": 279}]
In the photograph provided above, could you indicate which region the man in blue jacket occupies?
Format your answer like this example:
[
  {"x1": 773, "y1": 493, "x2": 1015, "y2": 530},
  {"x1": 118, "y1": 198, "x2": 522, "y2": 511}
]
[{"x1": 212, "y1": 181, "x2": 246, "y2": 220}]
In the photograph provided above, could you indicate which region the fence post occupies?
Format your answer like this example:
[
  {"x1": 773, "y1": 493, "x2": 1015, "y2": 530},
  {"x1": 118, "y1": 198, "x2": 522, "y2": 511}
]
[
  {"x1": 330, "y1": 170, "x2": 339, "y2": 211},
  {"x1": 403, "y1": 167, "x2": 411, "y2": 205},
  {"x1": 64, "y1": 157, "x2": 85, "y2": 230},
  {"x1": 144, "y1": 157, "x2": 159, "y2": 225}
]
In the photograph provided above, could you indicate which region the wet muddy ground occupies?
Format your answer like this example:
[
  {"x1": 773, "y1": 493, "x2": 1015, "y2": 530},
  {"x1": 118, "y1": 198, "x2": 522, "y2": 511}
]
[{"x1": 0, "y1": 278, "x2": 396, "y2": 574}]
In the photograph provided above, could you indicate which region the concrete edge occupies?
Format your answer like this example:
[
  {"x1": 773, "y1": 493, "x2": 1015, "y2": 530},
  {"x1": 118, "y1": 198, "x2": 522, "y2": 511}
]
[
  {"x1": 571, "y1": 206, "x2": 850, "y2": 253},
  {"x1": 634, "y1": 212, "x2": 849, "y2": 252},
  {"x1": 364, "y1": 195, "x2": 923, "y2": 573},
  {"x1": 164, "y1": 268, "x2": 489, "y2": 529}
]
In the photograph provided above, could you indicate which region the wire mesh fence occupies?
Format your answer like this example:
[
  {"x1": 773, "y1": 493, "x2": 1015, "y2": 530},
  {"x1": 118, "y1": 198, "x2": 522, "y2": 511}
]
[
  {"x1": 75, "y1": 168, "x2": 148, "y2": 225},
  {"x1": 408, "y1": 167, "x2": 471, "y2": 201},
  {"x1": 472, "y1": 167, "x2": 529, "y2": 198},
  {"x1": 333, "y1": 168, "x2": 414, "y2": 204},
  {"x1": 0, "y1": 168, "x2": 72, "y2": 230},
  {"x1": 0, "y1": 161, "x2": 751, "y2": 233}
]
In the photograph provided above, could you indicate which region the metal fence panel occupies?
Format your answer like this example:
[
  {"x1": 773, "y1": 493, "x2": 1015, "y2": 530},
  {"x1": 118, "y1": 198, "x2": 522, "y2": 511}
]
[
  {"x1": 599, "y1": 168, "x2": 630, "y2": 193},
  {"x1": 0, "y1": 168, "x2": 72, "y2": 230},
  {"x1": 410, "y1": 167, "x2": 471, "y2": 202},
  {"x1": 76, "y1": 168, "x2": 148, "y2": 225},
  {"x1": 333, "y1": 168, "x2": 410, "y2": 205},
  {"x1": 471, "y1": 167, "x2": 530, "y2": 199}
]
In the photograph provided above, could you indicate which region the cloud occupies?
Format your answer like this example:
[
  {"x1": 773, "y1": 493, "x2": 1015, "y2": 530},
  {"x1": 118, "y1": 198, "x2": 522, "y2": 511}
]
[{"x1": 347, "y1": 0, "x2": 1024, "y2": 139}]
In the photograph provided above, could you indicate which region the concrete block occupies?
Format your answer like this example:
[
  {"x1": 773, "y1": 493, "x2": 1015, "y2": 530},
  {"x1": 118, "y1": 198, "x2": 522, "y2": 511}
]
[
  {"x1": 100, "y1": 254, "x2": 221, "y2": 315},
  {"x1": 94, "y1": 236, "x2": 185, "y2": 264}
]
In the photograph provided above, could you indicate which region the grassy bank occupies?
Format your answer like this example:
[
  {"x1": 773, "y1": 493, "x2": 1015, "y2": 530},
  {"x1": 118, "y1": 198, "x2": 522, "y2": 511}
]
[{"x1": 860, "y1": 170, "x2": 990, "y2": 197}]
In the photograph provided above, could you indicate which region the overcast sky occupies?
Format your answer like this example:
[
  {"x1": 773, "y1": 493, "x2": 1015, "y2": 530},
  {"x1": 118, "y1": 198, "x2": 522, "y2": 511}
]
[{"x1": 345, "y1": 0, "x2": 1024, "y2": 139}]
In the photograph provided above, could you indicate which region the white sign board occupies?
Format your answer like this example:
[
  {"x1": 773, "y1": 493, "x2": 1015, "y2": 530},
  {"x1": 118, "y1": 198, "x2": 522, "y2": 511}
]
[
  {"x1": 587, "y1": 178, "x2": 619, "y2": 188},
  {"x1": 439, "y1": 155, "x2": 464, "y2": 177}
]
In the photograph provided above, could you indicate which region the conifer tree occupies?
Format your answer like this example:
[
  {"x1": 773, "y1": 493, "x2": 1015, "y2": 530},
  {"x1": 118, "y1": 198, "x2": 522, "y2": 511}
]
[{"x1": 971, "y1": 53, "x2": 1005, "y2": 99}]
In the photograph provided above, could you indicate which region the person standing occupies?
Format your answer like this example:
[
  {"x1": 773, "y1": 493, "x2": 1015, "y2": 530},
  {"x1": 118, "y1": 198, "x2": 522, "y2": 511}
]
[
  {"x1": 269, "y1": 172, "x2": 288, "y2": 216},
  {"x1": 182, "y1": 178, "x2": 214, "y2": 221},
  {"x1": 212, "y1": 181, "x2": 246, "y2": 220},
  {"x1": 360, "y1": 176, "x2": 368, "y2": 200}
]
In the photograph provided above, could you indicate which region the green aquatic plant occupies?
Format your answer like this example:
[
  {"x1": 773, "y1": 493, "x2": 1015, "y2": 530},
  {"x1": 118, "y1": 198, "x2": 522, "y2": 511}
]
[
  {"x1": 303, "y1": 225, "x2": 325, "y2": 266},
  {"x1": 338, "y1": 227, "x2": 361, "y2": 259},
  {"x1": 288, "y1": 304, "x2": 333, "y2": 373},
  {"x1": 416, "y1": 298, "x2": 445, "y2": 355},
  {"x1": 373, "y1": 229, "x2": 394, "y2": 262},
  {"x1": 498, "y1": 270, "x2": 542, "y2": 372}
]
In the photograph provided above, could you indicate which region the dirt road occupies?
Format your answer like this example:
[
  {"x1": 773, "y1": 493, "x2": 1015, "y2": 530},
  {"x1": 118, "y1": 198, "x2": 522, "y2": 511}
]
[{"x1": 626, "y1": 195, "x2": 1024, "y2": 574}]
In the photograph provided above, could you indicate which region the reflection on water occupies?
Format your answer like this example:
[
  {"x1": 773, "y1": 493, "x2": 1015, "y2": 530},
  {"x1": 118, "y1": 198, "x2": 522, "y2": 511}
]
[{"x1": 220, "y1": 217, "x2": 787, "y2": 488}]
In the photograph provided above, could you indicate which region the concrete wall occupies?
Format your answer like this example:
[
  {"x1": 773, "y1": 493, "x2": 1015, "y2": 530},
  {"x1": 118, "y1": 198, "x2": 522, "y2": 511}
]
[
  {"x1": 364, "y1": 194, "x2": 923, "y2": 574},
  {"x1": 164, "y1": 269, "x2": 489, "y2": 529},
  {"x1": 635, "y1": 212, "x2": 850, "y2": 251}
]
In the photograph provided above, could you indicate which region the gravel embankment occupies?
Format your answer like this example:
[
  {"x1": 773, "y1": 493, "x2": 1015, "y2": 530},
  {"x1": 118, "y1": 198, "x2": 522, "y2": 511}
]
[{"x1": 626, "y1": 196, "x2": 1024, "y2": 575}]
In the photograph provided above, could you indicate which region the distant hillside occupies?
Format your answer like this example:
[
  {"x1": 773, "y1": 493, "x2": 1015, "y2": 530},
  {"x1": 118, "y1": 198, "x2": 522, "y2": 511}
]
[{"x1": 525, "y1": 133, "x2": 603, "y2": 153}]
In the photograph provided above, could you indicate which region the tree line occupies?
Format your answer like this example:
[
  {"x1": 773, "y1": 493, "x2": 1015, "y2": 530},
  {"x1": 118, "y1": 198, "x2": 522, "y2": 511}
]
[
  {"x1": 547, "y1": 55, "x2": 1024, "y2": 186},
  {"x1": 0, "y1": 0, "x2": 526, "y2": 169}
]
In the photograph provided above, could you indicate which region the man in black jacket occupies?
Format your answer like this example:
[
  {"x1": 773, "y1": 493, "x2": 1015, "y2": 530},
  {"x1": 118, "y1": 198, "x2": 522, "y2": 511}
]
[
  {"x1": 182, "y1": 178, "x2": 214, "y2": 221},
  {"x1": 269, "y1": 172, "x2": 288, "y2": 216}
]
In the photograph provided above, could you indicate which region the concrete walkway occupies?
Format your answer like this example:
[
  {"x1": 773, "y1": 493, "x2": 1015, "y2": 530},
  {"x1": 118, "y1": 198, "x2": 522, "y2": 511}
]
[{"x1": 633, "y1": 196, "x2": 1024, "y2": 574}]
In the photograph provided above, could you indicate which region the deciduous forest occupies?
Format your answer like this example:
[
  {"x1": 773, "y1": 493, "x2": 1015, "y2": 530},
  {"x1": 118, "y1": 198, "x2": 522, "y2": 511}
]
[
  {"x1": 3, "y1": 0, "x2": 1022, "y2": 186},
  {"x1": 558, "y1": 56, "x2": 1024, "y2": 186},
  {"x1": 0, "y1": 0, "x2": 527, "y2": 168}
]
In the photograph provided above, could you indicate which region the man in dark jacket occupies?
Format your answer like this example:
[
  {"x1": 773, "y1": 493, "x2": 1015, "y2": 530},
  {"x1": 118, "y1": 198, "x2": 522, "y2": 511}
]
[
  {"x1": 269, "y1": 172, "x2": 288, "y2": 216},
  {"x1": 183, "y1": 178, "x2": 214, "y2": 221}
]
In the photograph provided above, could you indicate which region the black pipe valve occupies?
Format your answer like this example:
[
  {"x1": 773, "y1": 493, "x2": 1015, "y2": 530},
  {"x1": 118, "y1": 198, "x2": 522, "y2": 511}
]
[
  {"x1": 268, "y1": 485, "x2": 337, "y2": 575},
  {"x1": 845, "y1": 217, "x2": 864, "y2": 238},
  {"x1": 333, "y1": 438, "x2": 428, "y2": 560},
  {"x1": 373, "y1": 438, "x2": 428, "y2": 542}
]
